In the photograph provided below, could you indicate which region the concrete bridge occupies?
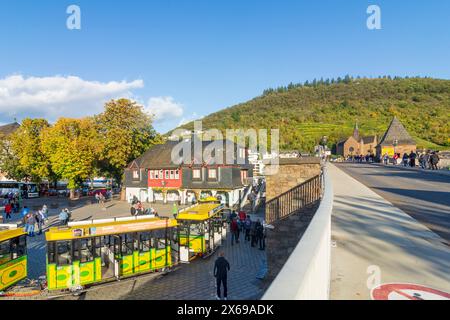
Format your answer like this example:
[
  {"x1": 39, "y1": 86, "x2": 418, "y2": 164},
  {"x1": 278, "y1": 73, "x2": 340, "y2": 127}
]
[{"x1": 262, "y1": 160, "x2": 450, "y2": 300}]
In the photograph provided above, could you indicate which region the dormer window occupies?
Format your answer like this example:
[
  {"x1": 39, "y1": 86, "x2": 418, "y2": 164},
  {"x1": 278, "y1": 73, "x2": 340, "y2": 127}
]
[
  {"x1": 193, "y1": 168, "x2": 201, "y2": 180},
  {"x1": 208, "y1": 168, "x2": 217, "y2": 180},
  {"x1": 132, "y1": 170, "x2": 140, "y2": 180}
]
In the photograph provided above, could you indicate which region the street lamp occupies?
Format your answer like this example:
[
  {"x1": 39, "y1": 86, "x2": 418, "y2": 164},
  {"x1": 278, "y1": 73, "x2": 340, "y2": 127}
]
[{"x1": 393, "y1": 138, "x2": 398, "y2": 154}]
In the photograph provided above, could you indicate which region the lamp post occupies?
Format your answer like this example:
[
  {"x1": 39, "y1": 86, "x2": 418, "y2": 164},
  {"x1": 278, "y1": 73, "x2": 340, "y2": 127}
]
[
  {"x1": 393, "y1": 138, "x2": 398, "y2": 155},
  {"x1": 393, "y1": 138, "x2": 398, "y2": 165}
]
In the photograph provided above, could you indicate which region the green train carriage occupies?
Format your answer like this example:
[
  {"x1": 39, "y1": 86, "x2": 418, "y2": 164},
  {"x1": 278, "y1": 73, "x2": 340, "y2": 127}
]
[{"x1": 45, "y1": 217, "x2": 177, "y2": 291}]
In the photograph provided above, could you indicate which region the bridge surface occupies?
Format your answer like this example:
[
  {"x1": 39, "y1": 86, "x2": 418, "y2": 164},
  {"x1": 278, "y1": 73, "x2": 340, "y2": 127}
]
[{"x1": 329, "y1": 163, "x2": 450, "y2": 300}]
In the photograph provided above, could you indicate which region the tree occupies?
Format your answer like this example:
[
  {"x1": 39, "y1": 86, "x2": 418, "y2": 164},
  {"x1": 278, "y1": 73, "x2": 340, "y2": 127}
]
[
  {"x1": 41, "y1": 117, "x2": 102, "y2": 198},
  {"x1": 9, "y1": 118, "x2": 52, "y2": 183},
  {"x1": 95, "y1": 99, "x2": 162, "y2": 183},
  {"x1": 0, "y1": 136, "x2": 26, "y2": 181}
]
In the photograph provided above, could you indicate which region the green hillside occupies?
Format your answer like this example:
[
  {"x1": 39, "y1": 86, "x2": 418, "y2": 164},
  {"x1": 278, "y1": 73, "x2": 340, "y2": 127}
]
[{"x1": 175, "y1": 77, "x2": 450, "y2": 152}]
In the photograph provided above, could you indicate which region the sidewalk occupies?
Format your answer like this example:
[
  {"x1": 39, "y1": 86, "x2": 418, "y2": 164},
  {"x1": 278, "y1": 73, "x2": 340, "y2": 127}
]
[
  {"x1": 329, "y1": 164, "x2": 450, "y2": 300},
  {"x1": 371, "y1": 162, "x2": 450, "y2": 177}
]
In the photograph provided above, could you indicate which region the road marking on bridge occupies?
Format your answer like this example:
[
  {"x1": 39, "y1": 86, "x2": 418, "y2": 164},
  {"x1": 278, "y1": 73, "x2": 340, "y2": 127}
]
[{"x1": 371, "y1": 283, "x2": 450, "y2": 300}]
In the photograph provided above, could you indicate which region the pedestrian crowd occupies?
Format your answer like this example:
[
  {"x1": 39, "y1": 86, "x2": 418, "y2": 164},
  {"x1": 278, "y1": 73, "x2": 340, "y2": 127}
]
[
  {"x1": 383, "y1": 150, "x2": 440, "y2": 169},
  {"x1": 2, "y1": 192, "x2": 21, "y2": 221},
  {"x1": 228, "y1": 209, "x2": 266, "y2": 251},
  {"x1": 129, "y1": 195, "x2": 159, "y2": 217},
  {"x1": 22, "y1": 204, "x2": 49, "y2": 237},
  {"x1": 346, "y1": 153, "x2": 376, "y2": 163}
]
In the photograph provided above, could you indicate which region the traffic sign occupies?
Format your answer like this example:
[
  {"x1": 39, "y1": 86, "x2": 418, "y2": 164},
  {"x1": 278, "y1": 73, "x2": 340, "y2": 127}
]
[{"x1": 371, "y1": 283, "x2": 450, "y2": 300}]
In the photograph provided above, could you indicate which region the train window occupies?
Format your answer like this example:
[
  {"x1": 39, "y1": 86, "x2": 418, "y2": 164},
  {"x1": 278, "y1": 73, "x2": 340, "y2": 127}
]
[
  {"x1": 139, "y1": 232, "x2": 151, "y2": 252},
  {"x1": 94, "y1": 237, "x2": 101, "y2": 258},
  {"x1": 56, "y1": 241, "x2": 72, "y2": 265},
  {"x1": 80, "y1": 238, "x2": 94, "y2": 263},
  {"x1": 10, "y1": 236, "x2": 26, "y2": 259},
  {"x1": 152, "y1": 229, "x2": 167, "y2": 250},
  {"x1": 121, "y1": 234, "x2": 135, "y2": 256},
  {"x1": 0, "y1": 240, "x2": 11, "y2": 264},
  {"x1": 73, "y1": 240, "x2": 81, "y2": 261},
  {"x1": 190, "y1": 222, "x2": 203, "y2": 236}
]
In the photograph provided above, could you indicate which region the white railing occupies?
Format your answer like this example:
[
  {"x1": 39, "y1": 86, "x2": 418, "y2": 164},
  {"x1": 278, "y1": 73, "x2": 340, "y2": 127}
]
[{"x1": 262, "y1": 165, "x2": 333, "y2": 300}]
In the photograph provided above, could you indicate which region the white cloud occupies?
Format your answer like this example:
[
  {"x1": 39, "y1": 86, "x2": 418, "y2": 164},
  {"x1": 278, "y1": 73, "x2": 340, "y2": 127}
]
[
  {"x1": 0, "y1": 74, "x2": 144, "y2": 122},
  {"x1": 145, "y1": 96, "x2": 184, "y2": 122}
]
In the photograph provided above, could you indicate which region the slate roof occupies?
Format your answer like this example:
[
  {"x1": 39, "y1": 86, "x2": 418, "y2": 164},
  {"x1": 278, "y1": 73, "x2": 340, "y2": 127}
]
[
  {"x1": 128, "y1": 137, "x2": 250, "y2": 169},
  {"x1": 362, "y1": 136, "x2": 377, "y2": 144},
  {"x1": 378, "y1": 117, "x2": 416, "y2": 146}
]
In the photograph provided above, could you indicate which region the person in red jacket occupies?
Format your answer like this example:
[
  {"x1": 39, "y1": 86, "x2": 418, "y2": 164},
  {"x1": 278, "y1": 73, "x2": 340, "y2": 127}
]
[
  {"x1": 4, "y1": 202, "x2": 12, "y2": 220},
  {"x1": 230, "y1": 218, "x2": 239, "y2": 245}
]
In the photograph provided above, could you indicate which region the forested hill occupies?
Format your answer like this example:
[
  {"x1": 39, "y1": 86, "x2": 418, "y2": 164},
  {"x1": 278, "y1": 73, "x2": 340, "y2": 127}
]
[{"x1": 175, "y1": 77, "x2": 450, "y2": 152}]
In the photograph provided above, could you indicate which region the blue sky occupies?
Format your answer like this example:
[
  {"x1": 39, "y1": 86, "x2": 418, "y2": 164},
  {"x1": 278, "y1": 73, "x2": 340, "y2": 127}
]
[{"x1": 0, "y1": 0, "x2": 449, "y2": 132}]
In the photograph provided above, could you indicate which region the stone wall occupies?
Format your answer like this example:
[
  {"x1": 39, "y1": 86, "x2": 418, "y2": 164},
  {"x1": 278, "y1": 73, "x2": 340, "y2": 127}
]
[{"x1": 265, "y1": 158, "x2": 321, "y2": 202}]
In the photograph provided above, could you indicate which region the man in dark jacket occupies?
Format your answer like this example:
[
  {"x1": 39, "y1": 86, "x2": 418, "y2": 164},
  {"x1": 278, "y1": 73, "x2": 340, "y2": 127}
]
[
  {"x1": 430, "y1": 152, "x2": 440, "y2": 170},
  {"x1": 409, "y1": 150, "x2": 417, "y2": 167},
  {"x1": 214, "y1": 252, "x2": 230, "y2": 300}
]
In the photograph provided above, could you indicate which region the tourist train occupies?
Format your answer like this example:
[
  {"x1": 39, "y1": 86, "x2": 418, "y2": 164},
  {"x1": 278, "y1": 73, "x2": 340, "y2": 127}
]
[{"x1": 0, "y1": 198, "x2": 229, "y2": 294}]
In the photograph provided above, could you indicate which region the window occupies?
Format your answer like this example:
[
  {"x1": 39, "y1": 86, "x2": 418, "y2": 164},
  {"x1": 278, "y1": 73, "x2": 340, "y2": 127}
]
[
  {"x1": 349, "y1": 147, "x2": 355, "y2": 153},
  {"x1": 154, "y1": 170, "x2": 159, "y2": 179},
  {"x1": 56, "y1": 241, "x2": 72, "y2": 266},
  {"x1": 150, "y1": 170, "x2": 154, "y2": 179},
  {"x1": 47, "y1": 242, "x2": 56, "y2": 264},
  {"x1": 139, "y1": 232, "x2": 151, "y2": 253},
  {"x1": 80, "y1": 238, "x2": 94, "y2": 263},
  {"x1": 11, "y1": 236, "x2": 26, "y2": 260},
  {"x1": 121, "y1": 234, "x2": 136, "y2": 256},
  {"x1": 132, "y1": 170, "x2": 140, "y2": 179},
  {"x1": 193, "y1": 169, "x2": 201, "y2": 179},
  {"x1": 159, "y1": 170, "x2": 163, "y2": 179},
  {"x1": 208, "y1": 169, "x2": 217, "y2": 179},
  {"x1": 0, "y1": 240, "x2": 11, "y2": 264},
  {"x1": 165, "y1": 170, "x2": 169, "y2": 179},
  {"x1": 241, "y1": 170, "x2": 248, "y2": 183},
  {"x1": 175, "y1": 170, "x2": 179, "y2": 179},
  {"x1": 170, "y1": 170, "x2": 174, "y2": 179},
  {"x1": 238, "y1": 148, "x2": 246, "y2": 159}
]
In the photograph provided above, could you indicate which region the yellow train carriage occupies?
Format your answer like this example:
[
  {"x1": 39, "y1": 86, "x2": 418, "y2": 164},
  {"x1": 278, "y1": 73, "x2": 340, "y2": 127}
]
[
  {"x1": 176, "y1": 201, "x2": 226, "y2": 262},
  {"x1": 0, "y1": 226, "x2": 27, "y2": 291},
  {"x1": 45, "y1": 217, "x2": 177, "y2": 291}
]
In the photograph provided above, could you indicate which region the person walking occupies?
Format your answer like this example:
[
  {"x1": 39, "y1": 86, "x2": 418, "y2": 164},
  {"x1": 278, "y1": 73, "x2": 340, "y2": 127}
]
[
  {"x1": 172, "y1": 202, "x2": 179, "y2": 218},
  {"x1": 214, "y1": 252, "x2": 230, "y2": 300},
  {"x1": 383, "y1": 153, "x2": 389, "y2": 165},
  {"x1": 423, "y1": 152, "x2": 430, "y2": 170},
  {"x1": 402, "y1": 153, "x2": 409, "y2": 166},
  {"x1": 230, "y1": 218, "x2": 239, "y2": 245},
  {"x1": 409, "y1": 150, "x2": 417, "y2": 167},
  {"x1": 59, "y1": 209, "x2": 69, "y2": 225},
  {"x1": 430, "y1": 152, "x2": 440, "y2": 170},
  {"x1": 36, "y1": 210, "x2": 46, "y2": 235},
  {"x1": 250, "y1": 219, "x2": 258, "y2": 247},
  {"x1": 244, "y1": 215, "x2": 252, "y2": 241},
  {"x1": 4, "y1": 202, "x2": 12, "y2": 221},
  {"x1": 26, "y1": 213, "x2": 36, "y2": 237},
  {"x1": 256, "y1": 219, "x2": 265, "y2": 250}
]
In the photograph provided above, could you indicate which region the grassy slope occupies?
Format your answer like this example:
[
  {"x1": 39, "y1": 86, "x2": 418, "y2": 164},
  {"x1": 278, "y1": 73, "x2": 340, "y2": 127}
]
[{"x1": 175, "y1": 78, "x2": 450, "y2": 152}]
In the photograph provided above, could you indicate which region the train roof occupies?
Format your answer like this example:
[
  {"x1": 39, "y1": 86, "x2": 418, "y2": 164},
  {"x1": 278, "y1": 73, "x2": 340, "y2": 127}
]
[
  {"x1": 45, "y1": 217, "x2": 177, "y2": 241},
  {"x1": 177, "y1": 203, "x2": 224, "y2": 221},
  {"x1": 0, "y1": 225, "x2": 26, "y2": 242}
]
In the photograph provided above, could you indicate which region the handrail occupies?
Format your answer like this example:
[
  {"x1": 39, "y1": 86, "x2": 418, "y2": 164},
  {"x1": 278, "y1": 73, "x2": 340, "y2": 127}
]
[
  {"x1": 262, "y1": 166, "x2": 333, "y2": 300},
  {"x1": 265, "y1": 174, "x2": 322, "y2": 225}
]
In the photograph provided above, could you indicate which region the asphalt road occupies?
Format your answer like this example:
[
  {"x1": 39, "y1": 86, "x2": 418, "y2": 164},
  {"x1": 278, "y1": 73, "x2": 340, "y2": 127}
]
[{"x1": 335, "y1": 163, "x2": 450, "y2": 245}]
